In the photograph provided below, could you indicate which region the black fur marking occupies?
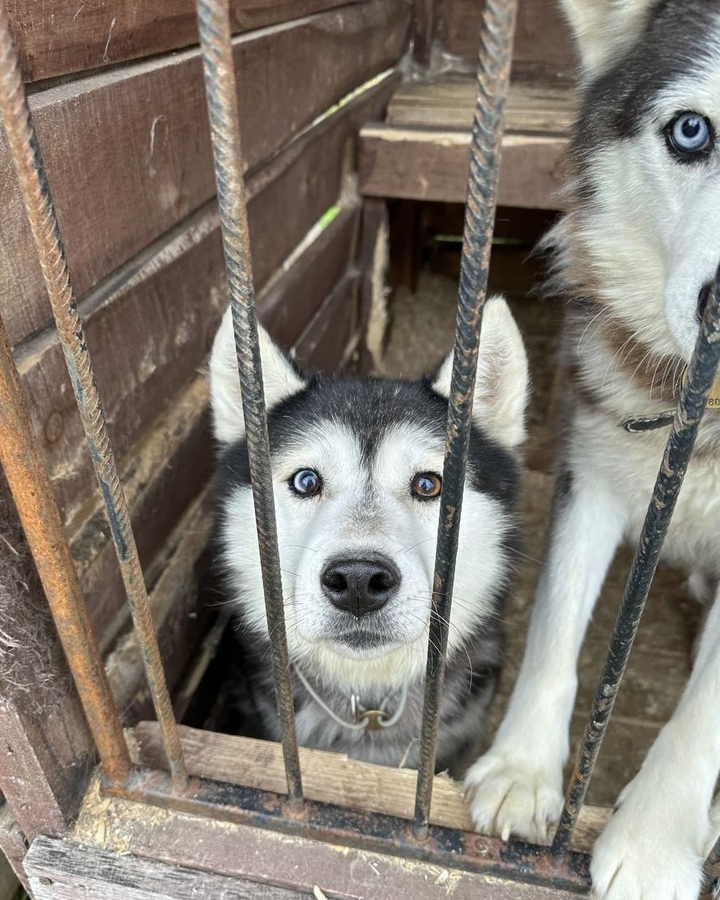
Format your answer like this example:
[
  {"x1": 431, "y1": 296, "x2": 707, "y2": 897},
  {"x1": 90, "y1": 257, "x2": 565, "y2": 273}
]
[
  {"x1": 210, "y1": 368, "x2": 520, "y2": 770},
  {"x1": 218, "y1": 374, "x2": 520, "y2": 509},
  {"x1": 573, "y1": 1, "x2": 720, "y2": 168}
]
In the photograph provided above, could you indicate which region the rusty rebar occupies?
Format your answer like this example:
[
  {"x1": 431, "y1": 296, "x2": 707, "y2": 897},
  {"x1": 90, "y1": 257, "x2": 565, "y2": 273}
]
[
  {"x1": 0, "y1": 313, "x2": 131, "y2": 786},
  {"x1": 0, "y1": 1, "x2": 187, "y2": 789},
  {"x1": 196, "y1": 0, "x2": 303, "y2": 805},
  {"x1": 552, "y1": 269, "x2": 720, "y2": 860},
  {"x1": 414, "y1": 0, "x2": 517, "y2": 837}
]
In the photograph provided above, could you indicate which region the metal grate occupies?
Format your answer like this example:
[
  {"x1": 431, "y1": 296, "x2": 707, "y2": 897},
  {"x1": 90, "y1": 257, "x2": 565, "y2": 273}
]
[{"x1": 1, "y1": 0, "x2": 720, "y2": 895}]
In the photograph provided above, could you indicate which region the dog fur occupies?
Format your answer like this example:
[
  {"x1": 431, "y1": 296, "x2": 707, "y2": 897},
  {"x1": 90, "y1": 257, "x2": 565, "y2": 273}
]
[
  {"x1": 464, "y1": 3, "x2": 720, "y2": 898},
  {"x1": 208, "y1": 298, "x2": 529, "y2": 770}
]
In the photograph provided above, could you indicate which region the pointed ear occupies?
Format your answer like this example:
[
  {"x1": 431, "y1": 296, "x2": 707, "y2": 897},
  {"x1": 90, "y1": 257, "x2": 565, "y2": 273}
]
[
  {"x1": 208, "y1": 306, "x2": 306, "y2": 445},
  {"x1": 559, "y1": 0, "x2": 657, "y2": 77},
  {"x1": 432, "y1": 296, "x2": 529, "y2": 449}
]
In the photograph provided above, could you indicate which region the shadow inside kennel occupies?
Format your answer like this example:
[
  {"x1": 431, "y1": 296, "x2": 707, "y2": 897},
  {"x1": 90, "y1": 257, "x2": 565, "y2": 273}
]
[{"x1": 377, "y1": 201, "x2": 701, "y2": 808}]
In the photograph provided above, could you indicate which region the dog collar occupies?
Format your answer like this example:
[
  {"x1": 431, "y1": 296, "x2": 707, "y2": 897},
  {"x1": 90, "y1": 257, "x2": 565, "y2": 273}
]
[
  {"x1": 295, "y1": 667, "x2": 409, "y2": 733},
  {"x1": 621, "y1": 372, "x2": 720, "y2": 432}
]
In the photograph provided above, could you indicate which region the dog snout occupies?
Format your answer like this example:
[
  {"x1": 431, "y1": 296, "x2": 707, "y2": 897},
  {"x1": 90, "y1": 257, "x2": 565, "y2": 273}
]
[{"x1": 320, "y1": 556, "x2": 401, "y2": 617}]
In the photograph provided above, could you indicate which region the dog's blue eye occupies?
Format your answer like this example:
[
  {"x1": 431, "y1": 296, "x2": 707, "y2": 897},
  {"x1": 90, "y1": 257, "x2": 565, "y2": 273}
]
[
  {"x1": 666, "y1": 112, "x2": 713, "y2": 159},
  {"x1": 411, "y1": 472, "x2": 442, "y2": 500},
  {"x1": 290, "y1": 469, "x2": 322, "y2": 497}
]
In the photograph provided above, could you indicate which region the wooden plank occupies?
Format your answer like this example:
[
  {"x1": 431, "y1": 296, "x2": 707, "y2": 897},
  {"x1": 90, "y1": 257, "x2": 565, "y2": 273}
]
[
  {"x1": 260, "y1": 204, "x2": 361, "y2": 347},
  {"x1": 1, "y1": 0, "x2": 410, "y2": 347},
  {"x1": 293, "y1": 272, "x2": 360, "y2": 372},
  {"x1": 105, "y1": 491, "x2": 215, "y2": 719},
  {"x1": 134, "y1": 722, "x2": 610, "y2": 853},
  {"x1": 435, "y1": 0, "x2": 575, "y2": 75},
  {"x1": 386, "y1": 76, "x2": 577, "y2": 134},
  {"x1": 358, "y1": 126, "x2": 568, "y2": 208},
  {"x1": 6, "y1": 0, "x2": 358, "y2": 83},
  {"x1": 75, "y1": 379, "x2": 212, "y2": 647},
  {"x1": 0, "y1": 477, "x2": 93, "y2": 841},
  {"x1": 26, "y1": 836, "x2": 310, "y2": 900},
  {"x1": 0, "y1": 803, "x2": 28, "y2": 893},
  {"x1": 70, "y1": 781, "x2": 586, "y2": 900},
  {"x1": 15, "y1": 71, "x2": 397, "y2": 532}
]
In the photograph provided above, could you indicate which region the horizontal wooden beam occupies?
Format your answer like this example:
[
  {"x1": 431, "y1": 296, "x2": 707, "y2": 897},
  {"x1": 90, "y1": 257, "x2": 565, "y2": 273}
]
[
  {"x1": 134, "y1": 722, "x2": 610, "y2": 854},
  {"x1": 6, "y1": 0, "x2": 360, "y2": 83},
  {"x1": 26, "y1": 836, "x2": 309, "y2": 899},
  {"x1": 28, "y1": 830, "x2": 582, "y2": 900},
  {"x1": 359, "y1": 125, "x2": 568, "y2": 208},
  {"x1": 2, "y1": 0, "x2": 409, "y2": 346}
]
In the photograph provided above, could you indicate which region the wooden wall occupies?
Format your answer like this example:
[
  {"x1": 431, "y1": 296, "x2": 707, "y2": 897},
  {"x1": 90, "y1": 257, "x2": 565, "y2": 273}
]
[
  {"x1": 2, "y1": 0, "x2": 410, "y2": 638},
  {"x1": 0, "y1": 1, "x2": 410, "y2": 887}
]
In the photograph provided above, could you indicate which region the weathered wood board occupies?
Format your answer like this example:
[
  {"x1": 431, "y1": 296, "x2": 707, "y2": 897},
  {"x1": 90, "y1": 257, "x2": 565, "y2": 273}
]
[
  {"x1": 359, "y1": 126, "x2": 568, "y2": 208},
  {"x1": 134, "y1": 721, "x2": 610, "y2": 853},
  {"x1": 27, "y1": 836, "x2": 309, "y2": 899},
  {"x1": 6, "y1": 0, "x2": 358, "y2": 83},
  {"x1": 28, "y1": 832, "x2": 581, "y2": 900},
  {"x1": 14, "y1": 73, "x2": 396, "y2": 531},
  {"x1": 386, "y1": 76, "x2": 576, "y2": 133},
  {"x1": 1, "y1": 0, "x2": 410, "y2": 347}
]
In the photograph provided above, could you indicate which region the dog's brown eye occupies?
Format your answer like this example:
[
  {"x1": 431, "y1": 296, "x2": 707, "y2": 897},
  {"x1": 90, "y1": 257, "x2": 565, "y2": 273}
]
[
  {"x1": 290, "y1": 469, "x2": 322, "y2": 497},
  {"x1": 411, "y1": 472, "x2": 442, "y2": 500}
]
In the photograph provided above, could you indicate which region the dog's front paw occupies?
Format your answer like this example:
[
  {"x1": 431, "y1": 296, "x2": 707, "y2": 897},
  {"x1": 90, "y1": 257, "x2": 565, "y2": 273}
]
[
  {"x1": 463, "y1": 749, "x2": 564, "y2": 843},
  {"x1": 591, "y1": 788, "x2": 707, "y2": 900}
]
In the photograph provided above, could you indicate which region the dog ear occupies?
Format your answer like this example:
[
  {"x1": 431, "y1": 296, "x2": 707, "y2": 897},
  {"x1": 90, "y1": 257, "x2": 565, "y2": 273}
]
[
  {"x1": 559, "y1": 0, "x2": 657, "y2": 77},
  {"x1": 209, "y1": 306, "x2": 306, "y2": 445},
  {"x1": 432, "y1": 296, "x2": 529, "y2": 449}
]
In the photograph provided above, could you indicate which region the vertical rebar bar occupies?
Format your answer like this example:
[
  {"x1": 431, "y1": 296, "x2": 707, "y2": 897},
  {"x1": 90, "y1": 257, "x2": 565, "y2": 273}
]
[
  {"x1": 0, "y1": 1, "x2": 187, "y2": 790},
  {"x1": 195, "y1": 0, "x2": 303, "y2": 806},
  {"x1": 413, "y1": 0, "x2": 517, "y2": 838},
  {"x1": 551, "y1": 271, "x2": 720, "y2": 860},
  {"x1": 0, "y1": 312, "x2": 131, "y2": 786},
  {"x1": 703, "y1": 840, "x2": 720, "y2": 899}
]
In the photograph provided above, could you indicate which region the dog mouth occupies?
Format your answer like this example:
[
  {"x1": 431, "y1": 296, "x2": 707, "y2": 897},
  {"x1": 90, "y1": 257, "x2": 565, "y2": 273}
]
[{"x1": 696, "y1": 282, "x2": 713, "y2": 323}]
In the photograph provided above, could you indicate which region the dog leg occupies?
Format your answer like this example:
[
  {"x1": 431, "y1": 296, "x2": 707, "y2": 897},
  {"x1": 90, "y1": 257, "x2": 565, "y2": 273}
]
[
  {"x1": 591, "y1": 585, "x2": 720, "y2": 900},
  {"x1": 465, "y1": 469, "x2": 626, "y2": 842}
]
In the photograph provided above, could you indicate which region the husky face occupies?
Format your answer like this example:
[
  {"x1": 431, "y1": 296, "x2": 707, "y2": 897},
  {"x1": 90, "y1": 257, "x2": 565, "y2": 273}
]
[
  {"x1": 209, "y1": 298, "x2": 528, "y2": 694},
  {"x1": 557, "y1": 0, "x2": 720, "y2": 359}
]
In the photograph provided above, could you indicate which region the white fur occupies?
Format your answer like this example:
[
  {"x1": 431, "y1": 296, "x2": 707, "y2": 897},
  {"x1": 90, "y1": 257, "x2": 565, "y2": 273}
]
[
  {"x1": 466, "y1": 3, "x2": 720, "y2": 897},
  {"x1": 209, "y1": 299, "x2": 529, "y2": 748},
  {"x1": 219, "y1": 416, "x2": 512, "y2": 694},
  {"x1": 433, "y1": 296, "x2": 529, "y2": 448},
  {"x1": 558, "y1": 0, "x2": 657, "y2": 77},
  {"x1": 209, "y1": 306, "x2": 306, "y2": 444}
]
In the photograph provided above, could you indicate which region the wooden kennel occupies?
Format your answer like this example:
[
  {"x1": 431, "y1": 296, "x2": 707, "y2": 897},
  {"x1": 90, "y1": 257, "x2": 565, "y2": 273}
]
[{"x1": 2, "y1": 0, "x2": 700, "y2": 897}]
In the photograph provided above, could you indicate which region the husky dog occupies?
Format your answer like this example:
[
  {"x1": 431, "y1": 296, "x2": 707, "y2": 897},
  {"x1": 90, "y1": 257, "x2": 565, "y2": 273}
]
[
  {"x1": 465, "y1": 2, "x2": 720, "y2": 898},
  {"x1": 208, "y1": 298, "x2": 528, "y2": 770}
]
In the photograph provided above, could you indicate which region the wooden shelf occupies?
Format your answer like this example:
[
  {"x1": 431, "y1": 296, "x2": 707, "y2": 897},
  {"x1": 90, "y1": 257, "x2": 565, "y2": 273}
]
[{"x1": 359, "y1": 75, "x2": 576, "y2": 209}]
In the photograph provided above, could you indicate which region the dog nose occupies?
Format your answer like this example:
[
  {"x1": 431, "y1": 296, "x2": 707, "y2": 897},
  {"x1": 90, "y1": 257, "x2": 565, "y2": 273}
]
[{"x1": 320, "y1": 556, "x2": 401, "y2": 617}]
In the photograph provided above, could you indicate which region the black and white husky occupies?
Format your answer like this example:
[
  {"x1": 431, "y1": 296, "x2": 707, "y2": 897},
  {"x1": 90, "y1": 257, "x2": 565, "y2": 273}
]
[
  {"x1": 465, "y1": 2, "x2": 720, "y2": 898},
  {"x1": 208, "y1": 298, "x2": 528, "y2": 770}
]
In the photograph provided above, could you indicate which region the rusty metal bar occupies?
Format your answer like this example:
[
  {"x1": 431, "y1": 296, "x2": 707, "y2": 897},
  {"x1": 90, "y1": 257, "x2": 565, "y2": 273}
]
[
  {"x1": 0, "y1": 313, "x2": 131, "y2": 786},
  {"x1": 0, "y1": 2, "x2": 187, "y2": 789},
  {"x1": 552, "y1": 270, "x2": 720, "y2": 859},
  {"x1": 413, "y1": 0, "x2": 517, "y2": 837},
  {"x1": 196, "y1": 0, "x2": 303, "y2": 805}
]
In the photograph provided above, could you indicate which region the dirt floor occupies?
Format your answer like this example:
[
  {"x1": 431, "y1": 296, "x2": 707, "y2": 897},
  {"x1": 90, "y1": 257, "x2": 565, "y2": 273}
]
[{"x1": 378, "y1": 204, "x2": 701, "y2": 808}]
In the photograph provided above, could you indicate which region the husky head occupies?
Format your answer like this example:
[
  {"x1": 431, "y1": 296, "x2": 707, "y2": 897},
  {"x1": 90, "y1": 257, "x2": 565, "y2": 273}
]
[
  {"x1": 209, "y1": 300, "x2": 528, "y2": 692},
  {"x1": 557, "y1": 0, "x2": 720, "y2": 359}
]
